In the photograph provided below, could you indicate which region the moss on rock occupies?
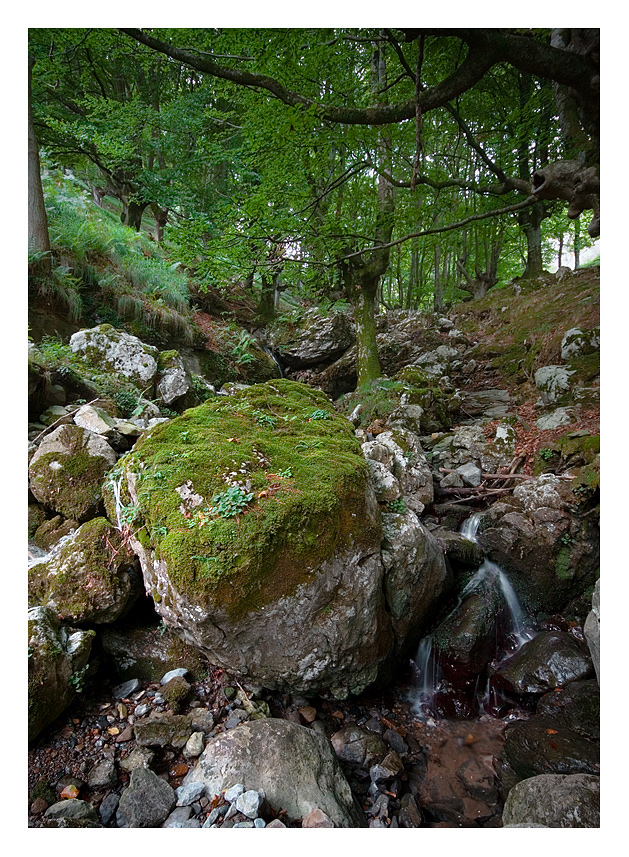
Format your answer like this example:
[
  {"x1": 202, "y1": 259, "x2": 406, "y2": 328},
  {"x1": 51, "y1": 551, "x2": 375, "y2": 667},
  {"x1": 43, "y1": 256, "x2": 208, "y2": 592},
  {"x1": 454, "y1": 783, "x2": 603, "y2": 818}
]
[{"x1": 117, "y1": 379, "x2": 376, "y2": 622}]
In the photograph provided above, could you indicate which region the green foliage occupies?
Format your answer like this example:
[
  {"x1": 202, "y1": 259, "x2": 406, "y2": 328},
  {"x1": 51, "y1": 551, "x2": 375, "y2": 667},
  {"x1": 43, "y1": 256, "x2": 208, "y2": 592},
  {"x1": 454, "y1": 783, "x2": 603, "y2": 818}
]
[
  {"x1": 230, "y1": 330, "x2": 257, "y2": 365},
  {"x1": 387, "y1": 498, "x2": 407, "y2": 514},
  {"x1": 209, "y1": 485, "x2": 255, "y2": 518},
  {"x1": 307, "y1": 409, "x2": 331, "y2": 421},
  {"x1": 68, "y1": 665, "x2": 89, "y2": 693}
]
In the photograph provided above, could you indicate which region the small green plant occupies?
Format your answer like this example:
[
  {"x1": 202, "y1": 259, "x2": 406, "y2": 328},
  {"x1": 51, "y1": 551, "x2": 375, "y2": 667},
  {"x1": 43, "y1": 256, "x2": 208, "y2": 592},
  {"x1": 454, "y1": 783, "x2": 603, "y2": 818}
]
[
  {"x1": 68, "y1": 665, "x2": 89, "y2": 693},
  {"x1": 387, "y1": 497, "x2": 407, "y2": 514},
  {"x1": 28, "y1": 646, "x2": 33, "y2": 659},
  {"x1": 307, "y1": 409, "x2": 331, "y2": 420},
  {"x1": 560, "y1": 532, "x2": 574, "y2": 546},
  {"x1": 539, "y1": 448, "x2": 555, "y2": 461},
  {"x1": 295, "y1": 439, "x2": 324, "y2": 451},
  {"x1": 231, "y1": 330, "x2": 256, "y2": 365},
  {"x1": 209, "y1": 485, "x2": 254, "y2": 518},
  {"x1": 153, "y1": 525, "x2": 168, "y2": 538},
  {"x1": 253, "y1": 409, "x2": 277, "y2": 429},
  {"x1": 277, "y1": 468, "x2": 293, "y2": 478}
]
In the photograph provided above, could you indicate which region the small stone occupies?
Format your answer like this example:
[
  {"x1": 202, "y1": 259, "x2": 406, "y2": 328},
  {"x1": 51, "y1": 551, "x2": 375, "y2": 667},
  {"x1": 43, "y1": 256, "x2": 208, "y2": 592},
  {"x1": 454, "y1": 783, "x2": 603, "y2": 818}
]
[
  {"x1": 134, "y1": 703, "x2": 150, "y2": 717},
  {"x1": 116, "y1": 768, "x2": 176, "y2": 828},
  {"x1": 302, "y1": 807, "x2": 334, "y2": 828},
  {"x1": 99, "y1": 792, "x2": 119, "y2": 825},
  {"x1": 233, "y1": 821, "x2": 255, "y2": 828},
  {"x1": 176, "y1": 782, "x2": 206, "y2": 806},
  {"x1": 45, "y1": 799, "x2": 99, "y2": 823},
  {"x1": 383, "y1": 728, "x2": 409, "y2": 756},
  {"x1": 120, "y1": 747, "x2": 155, "y2": 772},
  {"x1": 60, "y1": 784, "x2": 79, "y2": 800},
  {"x1": 298, "y1": 706, "x2": 317, "y2": 723},
  {"x1": 235, "y1": 789, "x2": 263, "y2": 819},
  {"x1": 266, "y1": 818, "x2": 286, "y2": 828},
  {"x1": 184, "y1": 731, "x2": 205, "y2": 759},
  {"x1": 161, "y1": 668, "x2": 190, "y2": 685},
  {"x1": 113, "y1": 679, "x2": 140, "y2": 699},
  {"x1": 163, "y1": 805, "x2": 193, "y2": 827},
  {"x1": 254, "y1": 817, "x2": 266, "y2": 828},
  {"x1": 87, "y1": 759, "x2": 117, "y2": 790},
  {"x1": 224, "y1": 783, "x2": 245, "y2": 803},
  {"x1": 30, "y1": 797, "x2": 48, "y2": 815},
  {"x1": 370, "y1": 750, "x2": 404, "y2": 782},
  {"x1": 115, "y1": 725, "x2": 134, "y2": 743}
]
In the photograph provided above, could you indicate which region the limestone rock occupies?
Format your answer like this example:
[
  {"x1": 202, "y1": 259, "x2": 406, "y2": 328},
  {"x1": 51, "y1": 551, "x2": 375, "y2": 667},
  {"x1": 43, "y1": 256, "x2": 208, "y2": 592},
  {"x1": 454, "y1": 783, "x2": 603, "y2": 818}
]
[
  {"x1": 584, "y1": 579, "x2": 600, "y2": 684},
  {"x1": 362, "y1": 427, "x2": 433, "y2": 513},
  {"x1": 116, "y1": 767, "x2": 176, "y2": 828},
  {"x1": 156, "y1": 350, "x2": 192, "y2": 406},
  {"x1": 28, "y1": 606, "x2": 94, "y2": 741},
  {"x1": 502, "y1": 773, "x2": 600, "y2": 827},
  {"x1": 494, "y1": 631, "x2": 593, "y2": 694},
  {"x1": 534, "y1": 365, "x2": 575, "y2": 404},
  {"x1": 74, "y1": 403, "x2": 117, "y2": 435},
  {"x1": 381, "y1": 510, "x2": 449, "y2": 652},
  {"x1": 118, "y1": 380, "x2": 393, "y2": 697},
  {"x1": 330, "y1": 725, "x2": 387, "y2": 767},
  {"x1": 267, "y1": 307, "x2": 355, "y2": 368},
  {"x1": 70, "y1": 324, "x2": 159, "y2": 391},
  {"x1": 561, "y1": 327, "x2": 600, "y2": 361},
  {"x1": 184, "y1": 718, "x2": 365, "y2": 827}
]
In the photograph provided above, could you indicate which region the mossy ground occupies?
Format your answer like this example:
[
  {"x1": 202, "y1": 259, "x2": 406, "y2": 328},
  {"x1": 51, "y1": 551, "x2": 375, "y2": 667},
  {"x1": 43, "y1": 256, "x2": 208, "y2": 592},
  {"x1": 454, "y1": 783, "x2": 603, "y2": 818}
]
[{"x1": 116, "y1": 379, "x2": 376, "y2": 621}]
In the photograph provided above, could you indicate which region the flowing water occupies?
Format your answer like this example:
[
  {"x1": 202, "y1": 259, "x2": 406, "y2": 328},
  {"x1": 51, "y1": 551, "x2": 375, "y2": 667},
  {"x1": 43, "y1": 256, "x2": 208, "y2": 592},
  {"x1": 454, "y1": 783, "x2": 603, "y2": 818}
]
[{"x1": 410, "y1": 512, "x2": 536, "y2": 720}]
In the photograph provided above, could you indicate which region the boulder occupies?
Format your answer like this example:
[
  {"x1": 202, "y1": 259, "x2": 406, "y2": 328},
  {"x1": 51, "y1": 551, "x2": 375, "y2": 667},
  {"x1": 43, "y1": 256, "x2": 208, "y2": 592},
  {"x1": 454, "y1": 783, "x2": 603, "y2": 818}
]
[
  {"x1": 480, "y1": 474, "x2": 599, "y2": 612},
  {"x1": 28, "y1": 518, "x2": 140, "y2": 624},
  {"x1": 503, "y1": 716, "x2": 599, "y2": 779},
  {"x1": 70, "y1": 324, "x2": 159, "y2": 391},
  {"x1": 32, "y1": 515, "x2": 77, "y2": 551},
  {"x1": 501, "y1": 773, "x2": 599, "y2": 827},
  {"x1": 494, "y1": 631, "x2": 593, "y2": 694},
  {"x1": 28, "y1": 606, "x2": 95, "y2": 741},
  {"x1": 381, "y1": 510, "x2": 449, "y2": 651},
  {"x1": 116, "y1": 767, "x2": 176, "y2": 828},
  {"x1": 561, "y1": 327, "x2": 600, "y2": 361},
  {"x1": 584, "y1": 579, "x2": 600, "y2": 683},
  {"x1": 113, "y1": 379, "x2": 393, "y2": 697},
  {"x1": 183, "y1": 718, "x2": 365, "y2": 827},
  {"x1": 28, "y1": 424, "x2": 116, "y2": 521},
  {"x1": 98, "y1": 623, "x2": 208, "y2": 683},
  {"x1": 330, "y1": 725, "x2": 387, "y2": 767},
  {"x1": 534, "y1": 365, "x2": 575, "y2": 405},
  {"x1": 74, "y1": 403, "x2": 117, "y2": 436},
  {"x1": 536, "y1": 680, "x2": 599, "y2": 741},
  {"x1": 267, "y1": 307, "x2": 355, "y2": 368},
  {"x1": 156, "y1": 350, "x2": 192, "y2": 406}
]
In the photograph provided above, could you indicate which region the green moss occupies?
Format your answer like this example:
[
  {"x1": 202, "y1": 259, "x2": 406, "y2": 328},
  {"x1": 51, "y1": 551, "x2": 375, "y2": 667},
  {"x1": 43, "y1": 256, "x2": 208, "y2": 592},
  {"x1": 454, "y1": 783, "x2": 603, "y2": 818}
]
[
  {"x1": 119, "y1": 379, "x2": 377, "y2": 621},
  {"x1": 555, "y1": 546, "x2": 574, "y2": 581}
]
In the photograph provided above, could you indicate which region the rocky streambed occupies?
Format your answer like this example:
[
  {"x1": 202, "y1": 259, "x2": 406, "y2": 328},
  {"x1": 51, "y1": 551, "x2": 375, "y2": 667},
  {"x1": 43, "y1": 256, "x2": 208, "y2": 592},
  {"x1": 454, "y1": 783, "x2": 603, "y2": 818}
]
[{"x1": 27, "y1": 310, "x2": 600, "y2": 828}]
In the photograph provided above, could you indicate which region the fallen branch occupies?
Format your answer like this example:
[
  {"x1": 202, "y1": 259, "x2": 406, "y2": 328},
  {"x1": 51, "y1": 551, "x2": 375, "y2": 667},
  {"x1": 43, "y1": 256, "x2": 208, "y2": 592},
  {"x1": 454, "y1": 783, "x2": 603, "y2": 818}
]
[
  {"x1": 438, "y1": 467, "x2": 575, "y2": 481},
  {"x1": 30, "y1": 397, "x2": 101, "y2": 446}
]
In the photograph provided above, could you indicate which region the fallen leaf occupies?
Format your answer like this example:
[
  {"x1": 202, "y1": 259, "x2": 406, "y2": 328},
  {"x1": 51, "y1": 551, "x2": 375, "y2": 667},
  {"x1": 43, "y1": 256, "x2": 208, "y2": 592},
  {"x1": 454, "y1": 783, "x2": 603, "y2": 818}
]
[
  {"x1": 107, "y1": 726, "x2": 120, "y2": 735},
  {"x1": 61, "y1": 785, "x2": 79, "y2": 799},
  {"x1": 546, "y1": 728, "x2": 559, "y2": 735}
]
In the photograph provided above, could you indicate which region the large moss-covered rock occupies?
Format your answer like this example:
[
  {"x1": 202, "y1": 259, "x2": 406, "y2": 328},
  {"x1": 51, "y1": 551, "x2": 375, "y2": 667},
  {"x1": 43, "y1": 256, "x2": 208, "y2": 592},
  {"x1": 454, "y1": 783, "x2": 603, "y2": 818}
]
[
  {"x1": 28, "y1": 518, "x2": 140, "y2": 624},
  {"x1": 267, "y1": 307, "x2": 355, "y2": 368},
  {"x1": 110, "y1": 379, "x2": 393, "y2": 696},
  {"x1": 28, "y1": 424, "x2": 117, "y2": 521},
  {"x1": 502, "y1": 774, "x2": 599, "y2": 827},
  {"x1": 28, "y1": 606, "x2": 95, "y2": 741}
]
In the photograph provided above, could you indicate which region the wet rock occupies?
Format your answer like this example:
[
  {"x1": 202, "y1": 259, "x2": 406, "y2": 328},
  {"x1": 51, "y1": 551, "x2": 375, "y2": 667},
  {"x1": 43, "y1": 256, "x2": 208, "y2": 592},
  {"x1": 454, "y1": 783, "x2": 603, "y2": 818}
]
[
  {"x1": 494, "y1": 631, "x2": 593, "y2": 694},
  {"x1": 536, "y1": 680, "x2": 599, "y2": 741},
  {"x1": 303, "y1": 807, "x2": 334, "y2": 827},
  {"x1": 184, "y1": 718, "x2": 365, "y2": 827},
  {"x1": 502, "y1": 773, "x2": 599, "y2": 827},
  {"x1": 503, "y1": 716, "x2": 599, "y2": 779},
  {"x1": 87, "y1": 759, "x2": 117, "y2": 790},
  {"x1": 584, "y1": 579, "x2": 600, "y2": 683},
  {"x1": 433, "y1": 528, "x2": 484, "y2": 571},
  {"x1": 28, "y1": 424, "x2": 116, "y2": 521},
  {"x1": 331, "y1": 725, "x2": 387, "y2": 767},
  {"x1": 116, "y1": 767, "x2": 176, "y2": 828},
  {"x1": 381, "y1": 509, "x2": 450, "y2": 653},
  {"x1": 398, "y1": 793, "x2": 423, "y2": 827},
  {"x1": 369, "y1": 750, "x2": 403, "y2": 782}
]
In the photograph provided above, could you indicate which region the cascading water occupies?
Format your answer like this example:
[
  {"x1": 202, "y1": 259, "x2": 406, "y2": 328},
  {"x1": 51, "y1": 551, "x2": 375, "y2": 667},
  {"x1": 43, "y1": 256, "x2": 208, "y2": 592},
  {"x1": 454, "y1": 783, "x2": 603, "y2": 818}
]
[
  {"x1": 110, "y1": 471, "x2": 126, "y2": 532},
  {"x1": 410, "y1": 512, "x2": 536, "y2": 720}
]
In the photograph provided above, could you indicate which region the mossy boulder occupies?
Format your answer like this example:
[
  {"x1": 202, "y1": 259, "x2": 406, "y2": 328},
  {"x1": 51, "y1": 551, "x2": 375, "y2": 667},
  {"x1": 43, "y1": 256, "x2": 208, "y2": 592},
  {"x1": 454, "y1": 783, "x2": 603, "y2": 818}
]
[
  {"x1": 32, "y1": 515, "x2": 77, "y2": 551},
  {"x1": 28, "y1": 605, "x2": 95, "y2": 742},
  {"x1": 156, "y1": 350, "x2": 192, "y2": 406},
  {"x1": 28, "y1": 424, "x2": 117, "y2": 521},
  {"x1": 98, "y1": 622, "x2": 208, "y2": 683},
  {"x1": 267, "y1": 307, "x2": 355, "y2": 368},
  {"x1": 112, "y1": 379, "x2": 393, "y2": 696},
  {"x1": 70, "y1": 324, "x2": 159, "y2": 392},
  {"x1": 28, "y1": 518, "x2": 141, "y2": 624}
]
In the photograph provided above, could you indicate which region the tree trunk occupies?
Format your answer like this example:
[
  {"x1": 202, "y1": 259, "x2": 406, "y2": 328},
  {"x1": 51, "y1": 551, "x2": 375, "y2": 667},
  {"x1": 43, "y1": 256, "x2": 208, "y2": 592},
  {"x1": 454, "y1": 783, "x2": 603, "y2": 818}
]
[
  {"x1": 122, "y1": 200, "x2": 148, "y2": 231},
  {"x1": 574, "y1": 217, "x2": 581, "y2": 269},
  {"x1": 520, "y1": 202, "x2": 547, "y2": 278},
  {"x1": 354, "y1": 285, "x2": 381, "y2": 384},
  {"x1": 28, "y1": 57, "x2": 51, "y2": 272},
  {"x1": 151, "y1": 204, "x2": 169, "y2": 243},
  {"x1": 558, "y1": 232, "x2": 564, "y2": 268},
  {"x1": 434, "y1": 244, "x2": 444, "y2": 312}
]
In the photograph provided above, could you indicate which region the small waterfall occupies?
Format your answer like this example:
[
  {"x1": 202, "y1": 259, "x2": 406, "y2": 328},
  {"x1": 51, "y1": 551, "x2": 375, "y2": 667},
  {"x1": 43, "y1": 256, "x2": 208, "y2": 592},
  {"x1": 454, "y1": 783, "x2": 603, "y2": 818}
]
[
  {"x1": 410, "y1": 512, "x2": 536, "y2": 719},
  {"x1": 263, "y1": 346, "x2": 284, "y2": 378},
  {"x1": 110, "y1": 471, "x2": 125, "y2": 532}
]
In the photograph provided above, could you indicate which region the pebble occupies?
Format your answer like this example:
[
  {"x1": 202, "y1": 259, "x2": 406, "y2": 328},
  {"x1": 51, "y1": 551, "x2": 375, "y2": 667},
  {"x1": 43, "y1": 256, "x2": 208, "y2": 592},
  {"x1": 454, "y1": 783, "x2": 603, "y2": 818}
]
[
  {"x1": 266, "y1": 819, "x2": 286, "y2": 828},
  {"x1": 233, "y1": 821, "x2": 255, "y2": 828},
  {"x1": 176, "y1": 782, "x2": 206, "y2": 806},
  {"x1": 134, "y1": 703, "x2": 150, "y2": 717},
  {"x1": 161, "y1": 668, "x2": 190, "y2": 685},
  {"x1": 112, "y1": 679, "x2": 140, "y2": 699},
  {"x1": 235, "y1": 789, "x2": 263, "y2": 819},
  {"x1": 224, "y1": 783, "x2": 245, "y2": 803},
  {"x1": 302, "y1": 807, "x2": 334, "y2": 828},
  {"x1": 163, "y1": 806, "x2": 193, "y2": 826},
  {"x1": 254, "y1": 818, "x2": 266, "y2": 828},
  {"x1": 369, "y1": 750, "x2": 404, "y2": 782},
  {"x1": 153, "y1": 693, "x2": 165, "y2": 705},
  {"x1": 87, "y1": 759, "x2": 117, "y2": 789},
  {"x1": 99, "y1": 793, "x2": 119, "y2": 825},
  {"x1": 120, "y1": 747, "x2": 155, "y2": 772},
  {"x1": 183, "y1": 731, "x2": 205, "y2": 759}
]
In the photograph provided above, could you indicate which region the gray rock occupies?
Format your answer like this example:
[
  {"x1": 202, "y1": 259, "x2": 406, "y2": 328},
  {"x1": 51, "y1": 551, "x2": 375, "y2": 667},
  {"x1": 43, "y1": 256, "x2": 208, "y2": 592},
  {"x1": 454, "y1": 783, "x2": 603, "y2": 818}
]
[
  {"x1": 99, "y1": 792, "x2": 119, "y2": 824},
  {"x1": 381, "y1": 510, "x2": 449, "y2": 652},
  {"x1": 156, "y1": 353, "x2": 192, "y2": 405},
  {"x1": 362, "y1": 428, "x2": 433, "y2": 512},
  {"x1": 161, "y1": 667, "x2": 190, "y2": 684},
  {"x1": 45, "y1": 799, "x2": 99, "y2": 823},
  {"x1": 267, "y1": 307, "x2": 355, "y2": 368},
  {"x1": 456, "y1": 462, "x2": 482, "y2": 487},
  {"x1": 113, "y1": 678, "x2": 140, "y2": 699},
  {"x1": 176, "y1": 781, "x2": 206, "y2": 806},
  {"x1": 365, "y1": 458, "x2": 401, "y2": 502},
  {"x1": 70, "y1": 324, "x2": 159, "y2": 390},
  {"x1": 561, "y1": 327, "x2": 599, "y2": 361},
  {"x1": 584, "y1": 579, "x2": 600, "y2": 684},
  {"x1": 502, "y1": 773, "x2": 600, "y2": 827},
  {"x1": 120, "y1": 747, "x2": 155, "y2": 772},
  {"x1": 163, "y1": 806, "x2": 193, "y2": 827},
  {"x1": 235, "y1": 789, "x2": 263, "y2": 819},
  {"x1": 536, "y1": 407, "x2": 574, "y2": 430},
  {"x1": 535, "y1": 365, "x2": 575, "y2": 404},
  {"x1": 369, "y1": 750, "x2": 403, "y2": 782},
  {"x1": 74, "y1": 404, "x2": 117, "y2": 436},
  {"x1": 254, "y1": 817, "x2": 266, "y2": 827},
  {"x1": 184, "y1": 731, "x2": 205, "y2": 759},
  {"x1": 87, "y1": 759, "x2": 117, "y2": 790},
  {"x1": 184, "y1": 718, "x2": 365, "y2": 827},
  {"x1": 233, "y1": 821, "x2": 255, "y2": 828},
  {"x1": 495, "y1": 631, "x2": 593, "y2": 694},
  {"x1": 28, "y1": 606, "x2": 94, "y2": 742},
  {"x1": 134, "y1": 714, "x2": 193, "y2": 748},
  {"x1": 116, "y1": 767, "x2": 176, "y2": 828},
  {"x1": 224, "y1": 783, "x2": 245, "y2": 803}
]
